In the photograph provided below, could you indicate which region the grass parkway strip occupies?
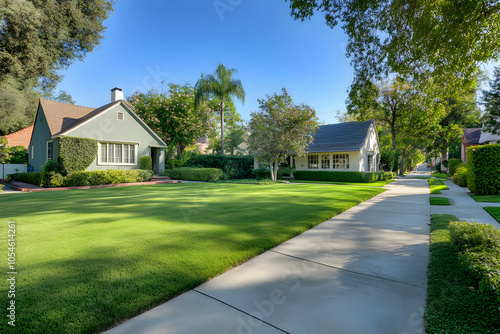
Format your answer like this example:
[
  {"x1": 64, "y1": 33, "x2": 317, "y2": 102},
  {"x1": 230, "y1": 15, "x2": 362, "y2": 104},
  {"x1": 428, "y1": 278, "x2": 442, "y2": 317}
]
[{"x1": 0, "y1": 182, "x2": 383, "y2": 334}]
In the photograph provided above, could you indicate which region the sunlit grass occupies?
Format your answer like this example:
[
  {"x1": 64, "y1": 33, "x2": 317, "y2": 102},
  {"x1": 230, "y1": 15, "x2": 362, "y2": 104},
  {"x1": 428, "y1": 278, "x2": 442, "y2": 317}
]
[{"x1": 0, "y1": 183, "x2": 383, "y2": 334}]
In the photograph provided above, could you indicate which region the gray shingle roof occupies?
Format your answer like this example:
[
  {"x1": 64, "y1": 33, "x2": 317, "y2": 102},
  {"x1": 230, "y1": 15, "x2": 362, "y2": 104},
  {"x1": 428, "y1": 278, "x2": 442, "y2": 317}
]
[
  {"x1": 463, "y1": 128, "x2": 481, "y2": 146},
  {"x1": 307, "y1": 120, "x2": 375, "y2": 153}
]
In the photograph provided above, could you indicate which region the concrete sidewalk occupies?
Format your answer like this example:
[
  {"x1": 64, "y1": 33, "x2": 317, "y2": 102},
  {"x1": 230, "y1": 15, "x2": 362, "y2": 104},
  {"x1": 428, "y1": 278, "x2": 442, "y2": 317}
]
[
  {"x1": 430, "y1": 180, "x2": 500, "y2": 229},
  {"x1": 104, "y1": 179, "x2": 430, "y2": 334}
]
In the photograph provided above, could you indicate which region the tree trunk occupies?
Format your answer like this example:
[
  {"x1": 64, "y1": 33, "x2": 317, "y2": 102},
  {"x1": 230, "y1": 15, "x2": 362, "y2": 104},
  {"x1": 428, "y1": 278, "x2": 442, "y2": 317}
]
[
  {"x1": 399, "y1": 148, "x2": 407, "y2": 176},
  {"x1": 440, "y1": 146, "x2": 448, "y2": 173},
  {"x1": 176, "y1": 143, "x2": 183, "y2": 160},
  {"x1": 274, "y1": 159, "x2": 279, "y2": 182},
  {"x1": 220, "y1": 98, "x2": 225, "y2": 155},
  {"x1": 269, "y1": 162, "x2": 275, "y2": 182}
]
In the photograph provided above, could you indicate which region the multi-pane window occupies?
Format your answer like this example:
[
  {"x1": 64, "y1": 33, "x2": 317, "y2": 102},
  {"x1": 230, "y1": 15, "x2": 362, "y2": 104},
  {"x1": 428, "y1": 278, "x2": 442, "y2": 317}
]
[
  {"x1": 367, "y1": 154, "x2": 373, "y2": 172},
  {"x1": 332, "y1": 154, "x2": 349, "y2": 169},
  {"x1": 99, "y1": 143, "x2": 136, "y2": 165},
  {"x1": 308, "y1": 155, "x2": 319, "y2": 169},
  {"x1": 321, "y1": 154, "x2": 330, "y2": 169},
  {"x1": 46, "y1": 141, "x2": 53, "y2": 161}
]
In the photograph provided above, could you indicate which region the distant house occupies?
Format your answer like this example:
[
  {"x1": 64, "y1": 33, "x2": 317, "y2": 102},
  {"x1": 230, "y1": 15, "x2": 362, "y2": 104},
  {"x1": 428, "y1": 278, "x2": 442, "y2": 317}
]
[
  {"x1": 254, "y1": 120, "x2": 380, "y2": 172},
  {"x1": 461, "y1": 128, "x2": 481, "y2": 163},
  {"x1": 29, "y1": 88, "x2": 167, "y2": 174},
  {"x1": 5, "y1": 125, "x2": 34, "y2": 148}
]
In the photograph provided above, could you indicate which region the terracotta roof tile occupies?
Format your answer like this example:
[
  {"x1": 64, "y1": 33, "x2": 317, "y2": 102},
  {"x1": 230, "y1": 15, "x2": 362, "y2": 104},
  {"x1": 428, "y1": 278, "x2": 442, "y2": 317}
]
[{"x1": 5, "y1": 125, "x2": 34, "y2": 148}]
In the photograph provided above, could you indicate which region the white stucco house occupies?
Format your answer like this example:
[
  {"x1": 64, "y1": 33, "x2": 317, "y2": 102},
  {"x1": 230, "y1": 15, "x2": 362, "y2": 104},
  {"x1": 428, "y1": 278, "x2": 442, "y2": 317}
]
[
  {"x1": 294, "y1": 120, "x2": 380, "y2": 172},
  {"x1": 254, "y1": 120, "x2": 380, "y2": 172}
]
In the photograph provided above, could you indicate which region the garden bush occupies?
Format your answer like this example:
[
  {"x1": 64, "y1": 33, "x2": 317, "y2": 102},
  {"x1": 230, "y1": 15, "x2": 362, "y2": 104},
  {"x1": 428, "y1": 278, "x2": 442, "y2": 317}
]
[
  {"x1": 449, "y1": 221, "x2": 500, "y2": 307},
  {"x1": 252, "y1": 167, "x2": 283, "y2": 180},
  {"x1": 41, "y1": 159, "x2": 66, "y2": 187},
  {"x1": 163, "y1": 167, "x2": 223, "y2": 181},
  {"x1": 184, "y1": 154, "x2": 254, "y2": 179},
  {"x1": 293, "y1": 170, "x2": 394, "y2": 183},
  {"x1": 0, "y1": 184, "x2": 3, "y2": 191},
  {"x1": 140, "y1": 156, "x2": 153, "y2": 171},
  {"x1": 467, "y1": 144, "x2": 500, "y2": 195},
  {"x1": 451, "y1": 164, "x2": 467, "y2": 187},
  {"x1": 59, "y1": 136, "x2": 98, "y2": 172},
  {"x1": 51, "y1": 170, "x2": 154, "y2": 187},
  {"x1": 449, "y1": 158, "x2": 462, "y2": 176},
  {"x1": 8, "y1": 172, "x2": 43, "y2": 186}
]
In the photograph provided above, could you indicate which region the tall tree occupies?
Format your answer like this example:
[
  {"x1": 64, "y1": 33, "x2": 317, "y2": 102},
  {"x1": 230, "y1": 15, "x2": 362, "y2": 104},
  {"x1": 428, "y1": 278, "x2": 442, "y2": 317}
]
[
  {"x1": 287, "y1": 0, "x2": 498, "y2": 94},
  {"x1": 249, "y1": 88, "x2": 319, "y2": 181},
  {"x1": 195, "y1": 63, "x2": 245, "y2": 155},
  {"x1": 1, "y1": 0, "x2": 114, "y2": 89},
  {"x1": 128, "y1": 84, "x2": 210, "y2": 158},
  {"x1": 482, "y1": 66, "x2": 500, "y2": 135}
]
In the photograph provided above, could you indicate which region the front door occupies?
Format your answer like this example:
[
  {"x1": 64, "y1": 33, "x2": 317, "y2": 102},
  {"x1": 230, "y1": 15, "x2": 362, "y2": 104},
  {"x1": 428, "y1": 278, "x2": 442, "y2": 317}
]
[{"x1": 151, "y1": 147, "x2": 158, "y2": 174}]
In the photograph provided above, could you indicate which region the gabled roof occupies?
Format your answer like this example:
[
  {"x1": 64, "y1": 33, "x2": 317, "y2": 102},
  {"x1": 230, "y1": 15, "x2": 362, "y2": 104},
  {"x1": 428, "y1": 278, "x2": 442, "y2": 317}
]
[
  {"x1": 307, "y1": 120, "x2": 376, "y2": 153},
  {"x1": 5, "y1": 125, "x2": 34, "y2": 148},
  {"x1": 39, "y1": 98, "x2": 120, "y2": 136},
  {"x1": 463, "y1": 128, "x2": 481, "y2": 146}
]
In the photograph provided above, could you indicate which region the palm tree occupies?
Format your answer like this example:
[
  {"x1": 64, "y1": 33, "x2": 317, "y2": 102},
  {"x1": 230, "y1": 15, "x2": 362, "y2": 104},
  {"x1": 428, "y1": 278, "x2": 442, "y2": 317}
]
[{"x1": 195, "y1": 63, "x2": 245, "y2": 155}]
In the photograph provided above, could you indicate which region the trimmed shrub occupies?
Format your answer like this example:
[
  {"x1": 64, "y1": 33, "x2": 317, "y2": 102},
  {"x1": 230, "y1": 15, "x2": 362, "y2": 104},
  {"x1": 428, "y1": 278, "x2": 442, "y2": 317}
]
[
  {"x1": 140, "y1": 156, "x2": 153, "y2": 171},
  {"x1": 54, "y1": 169, "x2": 154, "y2": 187},
  {"x1": 59, "y1": 136, "x2": 98, "y2": 172},
  {"x1": 449, "y1": 221, "x2": 500, "y2": 307},
  {"x1": 451, "y1": 164, "x2": 467, "y2": 187},
  {"x1": 0, "y1": 184, "x2": 3, "y2": 191},
  {"x1": 164, "y1": 167, "x2": 223, "y2": 181},
  {"x1": 293, "y1": 170, "x2": 394, "y2": 183},
  {"x1": 448, "y1": 158, "x2": 462, "y2": 176},
  {"x1": 9, "y1": 172, "x2": 43, "y2": 186},
  {"x1": 184, "y1": 155, "x2": 254, "y2": 179},
  {"x1": 435, "y1": 162, "x2": 441, "y2": 173},
  {"x1": 467, "y1": 144, "x2": 500, "y2": 195},
  {"x1": 41, "y1": 159, "x2": 66, "y2": 187},
  {"x1": 48, "y1": 172, "x2": 65, "y2": 188},
  {"x1": 252, "y1": 167, "x2": 283, "y2": 180}
]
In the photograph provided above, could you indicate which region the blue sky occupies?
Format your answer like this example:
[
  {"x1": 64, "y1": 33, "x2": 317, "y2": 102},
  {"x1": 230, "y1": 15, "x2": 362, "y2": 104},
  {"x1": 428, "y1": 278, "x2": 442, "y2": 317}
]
[{"x1": 56, "y1": 0, "x2": 351, "y2": 124}]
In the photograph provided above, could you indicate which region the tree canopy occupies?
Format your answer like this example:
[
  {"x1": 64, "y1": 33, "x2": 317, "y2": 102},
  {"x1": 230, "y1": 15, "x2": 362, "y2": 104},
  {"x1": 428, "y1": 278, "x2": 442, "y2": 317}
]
[
  {"x1": 482, "y1": 66, "x2": 500, "y2": 135},
  {"x1": 249, "y1": 88, "x2": 319, "y2": 181},
  {"x1": 287, "y1": 0, "x2": 500, "y2": 92}
]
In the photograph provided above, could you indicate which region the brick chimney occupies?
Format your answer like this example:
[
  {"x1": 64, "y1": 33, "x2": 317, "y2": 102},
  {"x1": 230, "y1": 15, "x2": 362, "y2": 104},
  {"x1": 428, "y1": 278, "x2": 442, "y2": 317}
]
[{"x1": 111, "y1": 87, "x2": 123, "y2": 102}]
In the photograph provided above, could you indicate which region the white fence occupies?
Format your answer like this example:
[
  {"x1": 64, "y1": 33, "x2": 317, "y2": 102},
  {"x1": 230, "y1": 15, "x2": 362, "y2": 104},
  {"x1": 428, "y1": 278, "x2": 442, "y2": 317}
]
[{"x1": 0, "y1": 164, "x2": 27, "y2": 179}]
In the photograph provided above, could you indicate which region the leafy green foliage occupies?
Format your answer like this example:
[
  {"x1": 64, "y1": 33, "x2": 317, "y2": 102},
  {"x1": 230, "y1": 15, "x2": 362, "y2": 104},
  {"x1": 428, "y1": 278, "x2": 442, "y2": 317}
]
[
  {"x1": 426, "y1": 214, "x2": 500, "y2": 333},
  {"x1": 249, "y1": 88, "x2": 320, "y2": 181},
  {"x1": 2, "y1": 145, "x2": 28, "y2": 164},
  {"x1": 0, "y1": 184, "x2": 3, "y2": 192},
  {"x1": 467, "y1": 144, "x2": 500, "y2": 195},
  {"x1": 56, "y1": 170, "x2": 154, "y2": 187},
  {"x1": 59, "y1": 137, "x2": 98, "y2": 173},
  {"x1": 195, "y1": 63, "x2": 246, "y2": 155},
  {"x1": 128, "y1": 84, "x2": 209, "y2": 158},
  {"x1": 253, "y1": 167, "x2": 282, "y2": 180},
  {"x1": 449, "y1": 221, "x2": 500, "y2": 309},
  {"x1": 294, "y1": 170, "x2": 394, "y2": 183},
  {"x1": 448, "y1": 159, "x2": 462, "y2": 176},
  {"x1": 430, "y1": 197, "x2": 451, "y2": 205},
  {"x1": 41, "y1": 159, "x2": 66, "y2": 187},
  {"x1": 482, "y1": 67, "x2": 500, "y2": 135},
  {"x1": 184, "y1": 154, "x2": 254, "y2": 179},
  {"x1": 139, "y1": 156, "x2": 152, "y2": 171},
  {"x1": 452, "y1": 164, "x2": 468, "y2": 187},
  {"x1": 9, "y1": 172, "x2": 42, "y2": 186},
  {"x1": 163, "y1": 167, "x2": 223, "y2": 181}
]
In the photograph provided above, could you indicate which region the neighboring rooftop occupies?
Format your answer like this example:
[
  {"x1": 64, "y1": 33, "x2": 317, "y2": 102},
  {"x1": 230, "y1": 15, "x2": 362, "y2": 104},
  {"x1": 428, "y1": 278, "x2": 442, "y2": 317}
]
[
  {"x1": 463, "y1": 128, "x2": 481, "y2": 146},
  {"x1": 307, "y1": 120, "x2": 376, "y2": 153},
  {"x1": 4, "y1": 125, "x2": 34, "y2": 148}
]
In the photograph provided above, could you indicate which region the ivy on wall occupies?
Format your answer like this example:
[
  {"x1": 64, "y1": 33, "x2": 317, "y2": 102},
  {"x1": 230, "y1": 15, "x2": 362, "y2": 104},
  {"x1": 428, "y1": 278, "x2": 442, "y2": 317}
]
[{"x1": 59, "y1": 136, "x2": 98, "y2": 173}]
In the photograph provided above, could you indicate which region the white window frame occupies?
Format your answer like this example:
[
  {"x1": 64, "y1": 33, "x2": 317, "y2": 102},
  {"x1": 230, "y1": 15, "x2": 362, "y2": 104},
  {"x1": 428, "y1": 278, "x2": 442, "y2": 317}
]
[
  {"x1": 117, "y1": 111, "x2": 124, "y2": 121},
  {"x1": 332, "y1": 154, "x2": 350, "y2": 169},
  {"x1": 46, "y1": 140, "x2": 53, "y2": 161},
  {"x1": 308, "y1": 154, "x2": 319, "y2": 169},
  {"x1": 321, "y1": 154, "x2": 330, "y2": 169},
  {"x1": 367, "y1": 153, "x2": 374, "y2": 172},
  {"x1": 31, "y1": 146, "x2": 34, "y2": 160},
  {"x1": 98, "y1": 142, "x2": 138, "y2": 166}
]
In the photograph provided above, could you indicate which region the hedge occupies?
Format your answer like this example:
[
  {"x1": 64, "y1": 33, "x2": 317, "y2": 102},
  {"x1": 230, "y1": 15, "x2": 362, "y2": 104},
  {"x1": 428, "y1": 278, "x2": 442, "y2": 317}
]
[
  {"x1": 449, "y1": 221, "x2": 500, "y2": 308},
  {"x1": 59, "y1": 137, "x2": 98, "y2": 172},
  {"x1": 140, "y1": 156, "x2": 153, "y2": 171},
  {"x1": 8, "y1": 172, "x2": 43, "y2": 186},
  {"x1": 451, "y1": 163, "x2": 467, "y2": 187},
  {"x1": 467, "y1": 144, "x2": 500, "y2": 195},
  {"x1": 184, "y1": 155, "x2": 254, "y2": 179},
  {"x1": 163, "y1": 167, "x2": 223, "y2": 181},
  {"x1": 48, "y1": 169, "x2": 154, "y2": 188},
  {"x1": 448, "y1": 158, "x2": 462, "y2": 176},
  {"x1": 293, "y1": 170, "x2": 395, "y2": 183}
]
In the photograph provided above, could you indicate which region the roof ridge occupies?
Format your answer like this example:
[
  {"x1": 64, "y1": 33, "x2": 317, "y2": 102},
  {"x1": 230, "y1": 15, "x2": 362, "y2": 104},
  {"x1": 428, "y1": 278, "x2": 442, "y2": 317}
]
[{"x1": 40, "y1": 98, "x2": 95, "y2": 110}]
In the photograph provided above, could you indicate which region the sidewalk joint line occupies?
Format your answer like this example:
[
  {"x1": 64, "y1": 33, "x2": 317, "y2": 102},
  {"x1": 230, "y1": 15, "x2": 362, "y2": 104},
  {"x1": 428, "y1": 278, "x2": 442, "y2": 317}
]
[
  {"x1": 269, "y1": 250, "x2": 424, "y2": 289},
  {"x1": 193, "y1": 290, "x2": 290, "y2": 334}
]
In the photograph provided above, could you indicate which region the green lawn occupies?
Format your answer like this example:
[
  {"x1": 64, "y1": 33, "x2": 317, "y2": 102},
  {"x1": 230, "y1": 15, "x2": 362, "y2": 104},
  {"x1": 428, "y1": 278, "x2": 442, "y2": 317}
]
[
  {"x1": 425, "y1": 214, "x2": 500, "y2": 333},
  {"x1": 0, "y1": 183, "x2": 384, "y2": 334},
  {"x1": 430, "y1": 197, "x2": 451, "y2": 205},
  {"x1": 428, "y1": 178, "x2": 449, "y2": 194},
  {"x1": 290, "y1": 179, "x2": 394, "y2": 187},
  {"x1": 471, "y1": 194, "x2": 500, "y2": 203},
  {"x1": 431, "y1": 172, "x2": 449, "y2": 179},
  {"x1": 484, "y1": 207, "x2": 500, "y2": 224}
]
